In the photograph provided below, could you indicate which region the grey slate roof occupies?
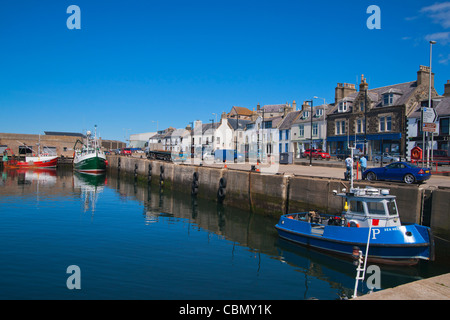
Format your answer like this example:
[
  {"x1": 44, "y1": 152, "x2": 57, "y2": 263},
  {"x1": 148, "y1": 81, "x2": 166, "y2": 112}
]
[
  {"x1": 227, "y1": 118, "x2": 251, "y2": 130},
  {"x1": 278, "y1": 111, "x2": 301, "y2": 129},
  {"x1": 409, "y1": 96, "x2": 450, "y2": 118},
  {"x1": 436, "y1": 96, "x2": 450, "y2": 116},
  {"x1": 330, "y1": 81, "x2": 418, "y2": 115}
]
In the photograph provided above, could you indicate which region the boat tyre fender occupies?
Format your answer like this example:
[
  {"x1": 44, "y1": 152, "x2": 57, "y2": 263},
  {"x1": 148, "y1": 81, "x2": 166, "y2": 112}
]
[
  {"x1": 218, "y1": 187, "x2": 226, "y2": 199},
  {"x1": 219, "y1": 177, "x2": 227, "y2": 188},
  {"x1": 347, "y1": 220, "x2": 360, "y2": 228}
]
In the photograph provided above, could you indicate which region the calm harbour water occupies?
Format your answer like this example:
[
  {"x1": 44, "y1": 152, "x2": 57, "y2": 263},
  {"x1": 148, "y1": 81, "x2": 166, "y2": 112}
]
[{"x1": 0, "y1": 168, "x2": 449, "y2": 300}]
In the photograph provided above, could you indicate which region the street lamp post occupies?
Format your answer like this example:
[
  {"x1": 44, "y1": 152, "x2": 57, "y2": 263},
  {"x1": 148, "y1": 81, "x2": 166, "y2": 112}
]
[
  {"x1": 428, "y1": 40, "x2": 436, "y2": 167},
  {"x1": 305, "y1": 99, "x2": 314, "y2": 166}
]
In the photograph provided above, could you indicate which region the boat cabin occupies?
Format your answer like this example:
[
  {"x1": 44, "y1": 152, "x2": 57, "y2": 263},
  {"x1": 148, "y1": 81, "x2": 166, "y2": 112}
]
[{"x1": 338, "y1": 187, "x2": 401, "y2": 228}]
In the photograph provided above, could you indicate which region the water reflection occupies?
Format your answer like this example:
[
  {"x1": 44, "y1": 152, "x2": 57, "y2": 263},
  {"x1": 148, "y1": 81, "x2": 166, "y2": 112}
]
[
  {"x1": 73, "y1": 172, "x2": 106, "y2": 214},
  {"x1": 1, "y1": 167, "x2": 448, "y2": 299},
  {"x1": 107, "y1": 173, "x2": 446, "y2": 298}
]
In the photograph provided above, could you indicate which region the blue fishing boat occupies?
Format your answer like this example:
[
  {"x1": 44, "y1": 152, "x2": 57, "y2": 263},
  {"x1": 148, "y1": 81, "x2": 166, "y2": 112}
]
[{"x1": 275, "y1": 186, "x2": 435, "y2": 266}]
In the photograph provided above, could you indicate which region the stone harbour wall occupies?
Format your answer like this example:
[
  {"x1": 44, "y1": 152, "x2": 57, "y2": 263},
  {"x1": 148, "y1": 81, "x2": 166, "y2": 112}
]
[{"x1": 107, "y1": 155, "x2": 449, "y2": 233}]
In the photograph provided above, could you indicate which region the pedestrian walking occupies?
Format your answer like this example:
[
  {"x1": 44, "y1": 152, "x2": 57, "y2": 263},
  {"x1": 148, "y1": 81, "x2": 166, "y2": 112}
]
[
  {"x1": 359, "y1": 155, "x2": 367, "y2": 180},
  {"x1": 344, "y1": 155, "x2": 353, "y2": 180}
]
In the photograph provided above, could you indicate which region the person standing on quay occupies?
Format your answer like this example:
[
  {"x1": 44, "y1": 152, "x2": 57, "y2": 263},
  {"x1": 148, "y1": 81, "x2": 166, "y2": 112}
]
[
  {"x1": 345, "y1": 155, "x2": 353, "y2": 180},
  {"x1": 359, "y1": 155, "x2": 367, "y2": 180}
]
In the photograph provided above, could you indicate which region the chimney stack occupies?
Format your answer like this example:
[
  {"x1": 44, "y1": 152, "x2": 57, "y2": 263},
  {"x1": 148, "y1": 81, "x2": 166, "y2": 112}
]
[
  {"x1": 444, "y1": 80, "x2": 450, "y2": 97},
  {"x1": 359, "y1": 74, "x2": 368, "y2": 92},
  {"x1": 417, "y1": 65, "x2": 434, "y2": 87},
  {"x1": 335, "y1": 82, "x2": 356, "y2": 104}
]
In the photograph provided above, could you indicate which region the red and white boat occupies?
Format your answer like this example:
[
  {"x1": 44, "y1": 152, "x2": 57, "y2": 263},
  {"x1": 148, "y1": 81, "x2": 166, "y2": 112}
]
[{"x1": 3, "y1": 147, "x2": 58, "y2": 169}]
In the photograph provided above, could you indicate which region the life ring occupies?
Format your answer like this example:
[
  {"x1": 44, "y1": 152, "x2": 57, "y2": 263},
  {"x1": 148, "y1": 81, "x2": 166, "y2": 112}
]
[
  {"x1": 347, "y1": 220, "x2": 360, "y2": 228},
  {"x1": 411, "y1": 149, "x2": 421, "y2": 160}
]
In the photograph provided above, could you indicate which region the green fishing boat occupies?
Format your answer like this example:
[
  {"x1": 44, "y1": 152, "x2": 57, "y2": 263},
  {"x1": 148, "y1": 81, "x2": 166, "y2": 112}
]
[{"x1": 73, "y1": 126, "x2": 107, "y2": 174}]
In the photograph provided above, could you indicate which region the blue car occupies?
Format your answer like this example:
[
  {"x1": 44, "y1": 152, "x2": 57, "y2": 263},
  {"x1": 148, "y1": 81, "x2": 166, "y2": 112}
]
[{"x1": 363, "y1": 161, "x2": 431, "y2": 184}]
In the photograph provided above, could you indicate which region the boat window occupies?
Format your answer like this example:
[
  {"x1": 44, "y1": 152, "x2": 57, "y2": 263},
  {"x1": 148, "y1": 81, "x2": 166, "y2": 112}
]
[
  {"x1": 366, "y1": 201, "x2": 386, "y2": 216},
  {"x1": 349, "y1": 200, "x2": 364, "y2": 214},
  {"x1": 387, "y1": 199, "x2": 398, "y2": 216}
]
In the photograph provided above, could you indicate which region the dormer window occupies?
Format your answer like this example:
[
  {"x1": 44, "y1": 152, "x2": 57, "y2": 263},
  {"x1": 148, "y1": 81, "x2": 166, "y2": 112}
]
[
  {"x1": 303, "y1": 111, "x2": 309, "y2": 119},
  {"x1": 338, "y1": 101, "x2": 349, "y2": 112},
  {"x1": 315, "y1": 109, "x2": 323, "y2": 117},
  {"x1": 383, "y1": 93, "x2": 394, "y2": 106}
]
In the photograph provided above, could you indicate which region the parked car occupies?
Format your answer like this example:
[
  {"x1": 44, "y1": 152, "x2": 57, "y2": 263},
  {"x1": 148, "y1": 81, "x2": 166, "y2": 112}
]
[
  {"x1": 363, "y1": 162, "x2": 431, "y2": 184},
  {"x1": 302, "y1": 149, "x2": 331, "y2": 160},
  {"x1": 372, "y1": 153, "x2": 400, "y2": 163},
  {"x1": 120, "y1": 148, "x2": 132, "y2": 156}
]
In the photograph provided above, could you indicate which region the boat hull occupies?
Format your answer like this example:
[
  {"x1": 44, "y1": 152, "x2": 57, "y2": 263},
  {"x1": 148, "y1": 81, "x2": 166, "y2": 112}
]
[
  {"x1": 275, "y1": 214, "x2": 434, "y2": 266},
  {"x1": 4, "y1": 156, "x2": 58, "y2": 168},
  {"x1": 74, "y1": 153, "x2": 106, "y2": 173}
]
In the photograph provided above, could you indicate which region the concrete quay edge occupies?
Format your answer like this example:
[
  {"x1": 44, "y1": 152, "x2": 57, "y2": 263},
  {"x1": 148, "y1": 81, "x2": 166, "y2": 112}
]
[{"x1": 353, "y1": 273, "x2": 450, "y2": 300}]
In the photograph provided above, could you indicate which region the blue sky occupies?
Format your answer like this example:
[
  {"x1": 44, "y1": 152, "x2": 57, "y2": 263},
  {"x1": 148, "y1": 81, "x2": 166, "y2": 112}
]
[{"x1": 1, "y1": 0, "x2": 449, "y2": 141}]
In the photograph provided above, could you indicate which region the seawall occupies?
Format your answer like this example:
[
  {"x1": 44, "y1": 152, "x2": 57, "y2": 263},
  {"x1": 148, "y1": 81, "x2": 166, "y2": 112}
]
[{"x1": 107, "y1": 155, "x2": 450, "y2": 233}]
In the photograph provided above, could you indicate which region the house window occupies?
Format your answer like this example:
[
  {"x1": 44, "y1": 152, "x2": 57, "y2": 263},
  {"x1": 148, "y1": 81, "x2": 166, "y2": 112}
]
[
  {"x1": 285, "y1": 130, "x2": 289, "y2": 140},
  {"x1": 379, "y1": 116, "x2": 392, "y2": 132},
  {"x1": 315, "y1": 109, "x2": 323, "y2": 117},
  {"x1": 303, "y1": 111, "x2": 309, "y2": 119},
  {"x1": 279, "y1": 130, "x2": 283, "y2": 141},
  {"x1": 360, "y1": 101, "x2": 364, "y2": 112},
  {"x1": 312, "y1": 123, "x2": 318, "y2": 136},
  {"x1": 336, "y1": 120, "x2": 346, "y2": 135},
  {"x1": 383, "y1": 94, "x2": 394, "y2": 106},
  {"x1": 299, "y1": 125, "x2": 304, "y2": 137},
  {"x1": 440, "y1": 118, "x2": 449, "y2": 135},
  {"x1": 285, "y1": 143, "x2": 289, "y2": 152},
  {"x1": 279, "y1": 143, "x2": 282, "y2": 153},
  {"x1": 356, "y1": 119, "x2": 366, "y2": 133},
  {"x1": 338, "y1": 101, "x2": 348, "y2": 112},
  {"x1": 264, "y1": 121, "x2": 272, "y2": 129}
]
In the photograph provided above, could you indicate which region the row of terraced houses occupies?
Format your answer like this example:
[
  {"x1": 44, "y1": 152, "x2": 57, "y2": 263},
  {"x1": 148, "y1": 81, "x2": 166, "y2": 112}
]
[{"x1": 132, "y1": 65, "x2": 450, "y2": 162}]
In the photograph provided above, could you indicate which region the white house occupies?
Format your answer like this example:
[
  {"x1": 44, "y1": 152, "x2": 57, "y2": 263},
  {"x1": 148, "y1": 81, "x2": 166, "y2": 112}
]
[
  {"x1": 291, "y1": 102, "x2": 329, "y2": 158},
  {"x1": 242, "y1": 114, "x2": 283, "y2": 162}
]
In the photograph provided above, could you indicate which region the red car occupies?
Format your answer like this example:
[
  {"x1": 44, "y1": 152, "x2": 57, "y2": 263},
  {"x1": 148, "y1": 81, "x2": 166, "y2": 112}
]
[
  {"x1": 120, "y1": 148, "x2": 132, "y2": 156},
  {"x1": 302, "y1": 149, "x2": 331, "y2": 160}
]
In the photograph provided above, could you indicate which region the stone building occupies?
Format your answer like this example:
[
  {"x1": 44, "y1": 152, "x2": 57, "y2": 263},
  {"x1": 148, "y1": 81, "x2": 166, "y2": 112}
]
[
  {"x1": 0, "y1": 132, "x2": 86, "y2": 158},
  {"x1": 326, "y1": 65, "x2": 439, "y2": 159}
]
